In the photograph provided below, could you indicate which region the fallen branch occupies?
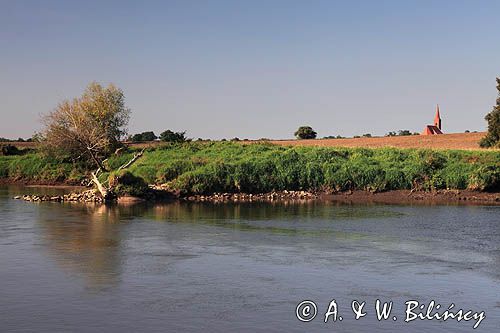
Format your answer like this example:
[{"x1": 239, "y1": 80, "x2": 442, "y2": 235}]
[{"x1": 118, "y1": 148, "x2": 145, "y2": 171}]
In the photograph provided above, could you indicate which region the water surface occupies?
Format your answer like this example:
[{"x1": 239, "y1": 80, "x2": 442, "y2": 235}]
[{"x1": 1, "y1": 186, "x2": 499, "y2": 332}]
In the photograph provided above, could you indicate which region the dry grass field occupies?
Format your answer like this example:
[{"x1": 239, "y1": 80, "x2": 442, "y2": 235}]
[
  {"x1": 268, "y1": 132, "x2": 490, "y2": 150},
  {"x1": 2, "y1": 132, "x2": 494, "y2": 151}
]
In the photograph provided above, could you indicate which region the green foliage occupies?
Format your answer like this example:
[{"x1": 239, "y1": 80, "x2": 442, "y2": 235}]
[
  {"x1": 103, "y1": 143, "x2": 500, "y2": 194},
  {"x1": 0, "y1": 153, "x2": 83, "y2": 183},
  {"x1": 398, "y1": 130, "x2": 412, "y2": 136},
  {"x1": 0, "y1": 144, "x2": 20, "y2": 156},
  {"x1": 2, "y1": 143, "x2": 499, "y2": 193},
  {"x1": 294, "y1": 126, "x2": 317, "y2": 139},
  {"x1": 386, "y1": 130, "x2": 413, "y2": 137},
  {"x1": 41, "y1": 82, "x2": 130, "y2": 168},
  {"x1": 323, "y1": 135, "x2": 345, "y2": 139},
  {"x1": 159, "y1": 130, "x2": 187, "y2": 143},
  {"x1": 468, "y1": 165, "x2": 500, "y2": 191},
  {"x1": 480, "y1": 78, "x2": 500, "y2": 148},
  {"x1": 131, "y1": 131, "x2": 157, "y2": 142},
  {"x1": 109, "y1": 170, "x2": 149, "y2": 196}
]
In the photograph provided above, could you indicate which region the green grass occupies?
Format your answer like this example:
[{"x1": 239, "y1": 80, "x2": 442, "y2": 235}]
[
  {"x1": 1, "y1": 142, "x2": 499, "y2": 193},
  {"x1": 0, "y1": 153, "x2": 85, "y2": 184},
  {"x1": 112, "y1": 142, "x2": 500, "y2": 194}
]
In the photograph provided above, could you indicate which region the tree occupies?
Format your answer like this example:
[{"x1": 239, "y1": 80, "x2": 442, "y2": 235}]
[
  {"x1": 397, "y1": 130, "x2": 412, "y2": 136},
  {"x1": 159, "y1": 130, "x2": 187, "y2": 143},
  {"x1": 131, "y1": 131, "x2": 157, "y2": 142},
  {"x1": 480, "y1": 78, "x2": 500, "y2": 148},
  {"x1": 42, "y1": 82, "x2": 130, "y2": 170},
  {"x1": 294, "y1": 126, "x2": 317, "y2": 139}
]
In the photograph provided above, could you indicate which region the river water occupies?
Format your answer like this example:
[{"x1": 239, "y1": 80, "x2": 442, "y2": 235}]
[{"x1": 0, "y1": 186, "x2": 499, "y2": 332}]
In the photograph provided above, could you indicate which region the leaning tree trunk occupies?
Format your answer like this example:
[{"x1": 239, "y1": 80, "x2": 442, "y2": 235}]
[
  {"x1": 89, "y1": 148, "x2": 146, "y2": 201},
  {"x1": 91, "y1": 172, "x2": 114, "y2": 201}
]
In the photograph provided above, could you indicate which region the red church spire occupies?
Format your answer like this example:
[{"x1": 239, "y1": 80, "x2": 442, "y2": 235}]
[
  {"x1": 422, "y1": 104, "x2": 444, "y2": 135},
  {"x1": 434, "y1": 104, "x2": 442, "y2": 130}
]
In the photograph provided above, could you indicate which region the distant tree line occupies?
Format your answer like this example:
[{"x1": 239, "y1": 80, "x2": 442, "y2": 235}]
[
  {"x1": 385, "y1": 130, "x2": 419, "y2": 137},
  {"x1": 128, "y1": 130, "x2": 189, "y2": 143},
  {"x1": 0, "y1": 137, "x2": 36, "y2": 142}
]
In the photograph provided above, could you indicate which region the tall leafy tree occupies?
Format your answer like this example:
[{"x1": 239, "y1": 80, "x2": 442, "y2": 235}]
[
  {"x1": 42, "y1": 82, "x2": 130, "y2": 170},
  {"x1": 480, "y1": 78, "x2": 500, "y2": 148},
  {"x1": 294, "y1": 126, "x2": 317, "y2": 139}
]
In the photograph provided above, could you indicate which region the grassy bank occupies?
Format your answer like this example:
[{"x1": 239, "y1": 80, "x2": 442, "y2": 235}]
[
  {"x1": 0, "y1": 153, "x2": 85, "y2": 184},
  {"x1": 1, "y1": 142, "x2": 499, "y2": 194},
  {"x1": 111, "y1": 142, "x2": 499, "y2": 194}
]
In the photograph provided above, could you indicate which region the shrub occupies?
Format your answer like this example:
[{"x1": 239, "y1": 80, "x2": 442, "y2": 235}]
[
  {"x1": 109, "y1": 170, "x2": 149, "y2": 196},
  {"x1": 468, "y1": 165, "x2": 500, "y2": 191},
  {"x1": 0, "y1": 144, "x2": 20, "y2": 156}
]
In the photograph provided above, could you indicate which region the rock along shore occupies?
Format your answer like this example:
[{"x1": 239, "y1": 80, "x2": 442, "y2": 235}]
[
  {"x1": 14, "y1": 189, "x2": 317, "y2": 204},
  {"x1": 181, "y1": 190, "x2": 317, "y2": 203},
  {"x1": 12, "y1": 188, "x2": 500, "y2": 205},
  {"x1": 14, "y1": 189, "x2": 104, "y2": 203}
]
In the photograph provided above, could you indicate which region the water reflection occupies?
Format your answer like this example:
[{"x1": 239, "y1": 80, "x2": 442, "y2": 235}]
[
  {"x1": 36, "y1": 204, "x2": 125, "y2": 290},
  {"x1": 32, "y1": 200, "x2": 403, "y2": 290}
]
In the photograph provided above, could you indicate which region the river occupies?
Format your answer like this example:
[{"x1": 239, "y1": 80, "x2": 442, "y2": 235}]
[{"x1": 0, "y1": 186, "x2": 499, "y2": 332}]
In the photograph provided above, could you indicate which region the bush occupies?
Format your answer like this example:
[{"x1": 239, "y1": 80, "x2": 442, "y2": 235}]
[
  {"x1": 468, "y1": 165, "x2": 500, "y2": 191},
  {"x1": 0, "y1": 145, "x2": 20, "y2": 156},
  {"x1": 159, "y1": 130, "x2": 187, "y2": 143},
  {"x1": 109, "y1": 170, "x2": 149, "y2": 196}
]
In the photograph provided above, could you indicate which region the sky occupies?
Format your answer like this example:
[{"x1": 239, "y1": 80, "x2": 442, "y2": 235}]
[{"x1": 1, "y1": 0, "x2": 499, "y2": 139}]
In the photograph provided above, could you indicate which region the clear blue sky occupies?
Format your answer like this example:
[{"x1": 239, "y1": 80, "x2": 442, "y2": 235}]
[{"x1": 1, "y1": 0, "x2": 499, "y2": 139}]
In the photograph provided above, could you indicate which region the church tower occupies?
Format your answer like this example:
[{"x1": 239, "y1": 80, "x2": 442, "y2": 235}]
[{"x1": 434, "y1": 105, "x2": 442, "y2": 130}]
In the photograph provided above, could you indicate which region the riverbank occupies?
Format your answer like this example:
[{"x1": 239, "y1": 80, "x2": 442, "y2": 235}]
[{"x1": 2, "y1": 142, "x2": 499, "y2": 203}]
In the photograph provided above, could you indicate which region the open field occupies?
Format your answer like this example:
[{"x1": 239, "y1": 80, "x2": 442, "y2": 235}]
[
  {"x1": 124, "y1": 132, "x2": 490, "y2": 150},
  {"x1": 1, "y1": 132, "x2": 494, "y2": 151},
  {"x1": 269, "y1": 132, "x2": 489, "y2": 150}
]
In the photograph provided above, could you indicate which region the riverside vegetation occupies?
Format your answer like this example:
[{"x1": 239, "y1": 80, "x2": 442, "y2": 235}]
[
  {"x1": 1, "y1": 142, "x2": 499, "y2": 198},
  {"x1": 2, "y1": 78, "x2": 500, "y2": 202}
]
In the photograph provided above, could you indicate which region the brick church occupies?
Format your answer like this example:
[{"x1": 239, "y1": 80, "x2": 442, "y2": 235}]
[{"x1": 422, "y1": 105, "x2": 443, "y2": 135}]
